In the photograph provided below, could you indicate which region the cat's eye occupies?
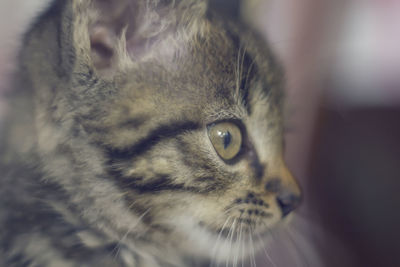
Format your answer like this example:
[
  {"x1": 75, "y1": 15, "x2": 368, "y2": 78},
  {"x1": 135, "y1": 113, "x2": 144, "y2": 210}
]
[{"x1": 208, "y1": 122, "x2": 242, "y2": 160}]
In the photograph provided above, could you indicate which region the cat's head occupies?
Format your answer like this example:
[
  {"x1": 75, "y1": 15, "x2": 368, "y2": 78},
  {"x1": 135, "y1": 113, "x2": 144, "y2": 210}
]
[{"x1": 32, "y1": 0, "x2": 301, "y2": 263}]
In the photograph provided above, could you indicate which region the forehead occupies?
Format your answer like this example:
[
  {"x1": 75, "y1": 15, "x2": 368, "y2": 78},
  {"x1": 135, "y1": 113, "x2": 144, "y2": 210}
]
[
  {"x1": 181, "y1": 24, "x2": 276, "y2": 118},
  {"x1": 120, "y1": 20, "x2": 279, "y2": 122}
]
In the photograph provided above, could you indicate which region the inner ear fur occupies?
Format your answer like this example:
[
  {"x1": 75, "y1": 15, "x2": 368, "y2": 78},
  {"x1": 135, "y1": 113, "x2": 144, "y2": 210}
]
[
  {"x1": 87, "y1": 0, "x2": 137, "y2": 72},
  {"x1": 72, "y1": 0, "x2": 209, "y2": 76}
]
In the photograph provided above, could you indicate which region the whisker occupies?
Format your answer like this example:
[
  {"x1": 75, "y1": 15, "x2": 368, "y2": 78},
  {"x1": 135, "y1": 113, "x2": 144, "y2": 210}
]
[
  {"x1": 241, "y1": 223, "x2": 245, "y2": 267},
  {"x1": 256, "y1": 231, "x2": 278, "y2": 267},
  {"x1": 279, "y1": 227, "x2": 309, "y2": 267},
  {"x1": 223, "y1": 205, "x2": 240, "y2": 216},
  {"x1": 249, "y1": 237, "x2": 255, "y2": 267},
  {"x1": 225, "y1": 218, "x2": 237, "y2": 267},
  {"x1": 211, "y1": 216, "x2": 232, "y2": 267},
  {"x1": 248, "y1": 228, "x2": 257, "y2": 267},
  {"x1": 111, "y1": 207, "x2": 151, "y2": 259},
  {"x1": 286, "y1": 226, "x2": 318, "y2": 267},
  {"x1": 235, "y1": 43, "x2": 242, "y2": 101},
  {"x1": 239, "y1": 44, "x2": 246, "y2": 91},
  {"x1": 233, "y1": 221, "x2": 242, "y2": 267},
  {"x1": 127, "y1": 199, "x2": 139, "y2": 210},
  {"x1": 242, "y1": 50, "x2": 255, "y2": 103}
]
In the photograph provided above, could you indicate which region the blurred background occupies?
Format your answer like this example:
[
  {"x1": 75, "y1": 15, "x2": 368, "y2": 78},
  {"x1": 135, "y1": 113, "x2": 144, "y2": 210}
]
[
  {"x1": 257, "y1": 0, "x2": 400, "y2": 266},
  {"x1": 1, "y1": 0, "x2": 399, "y2": 266}
]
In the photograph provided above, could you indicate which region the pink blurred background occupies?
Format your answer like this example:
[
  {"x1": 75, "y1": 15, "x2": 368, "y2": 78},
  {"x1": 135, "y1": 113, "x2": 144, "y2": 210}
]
[{"x1": 1, "y1": 0, "x2": 400, "y2": 266}]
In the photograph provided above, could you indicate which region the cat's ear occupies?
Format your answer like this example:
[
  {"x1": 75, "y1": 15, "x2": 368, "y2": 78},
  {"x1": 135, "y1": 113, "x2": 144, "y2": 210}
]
[{"x1": 72, "y1": 0, "x2": 208, "y2": 75}]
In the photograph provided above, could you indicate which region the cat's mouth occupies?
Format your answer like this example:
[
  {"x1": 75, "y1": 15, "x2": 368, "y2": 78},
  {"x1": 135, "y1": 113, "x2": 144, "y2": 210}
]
[{"x1": 208, "y1": 195, "x2": 277, "y2": 241}]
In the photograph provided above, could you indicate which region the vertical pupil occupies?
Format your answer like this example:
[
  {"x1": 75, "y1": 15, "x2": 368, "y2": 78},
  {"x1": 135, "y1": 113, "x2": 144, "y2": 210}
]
[{"x1": 218, "y1": 130, "x2": 232, "y2": 149}]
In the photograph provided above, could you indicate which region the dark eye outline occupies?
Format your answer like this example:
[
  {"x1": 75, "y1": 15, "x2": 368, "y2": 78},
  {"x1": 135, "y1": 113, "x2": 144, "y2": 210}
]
[{"x1": 206, "y1": 119, "x2": 248, "y2": 164}]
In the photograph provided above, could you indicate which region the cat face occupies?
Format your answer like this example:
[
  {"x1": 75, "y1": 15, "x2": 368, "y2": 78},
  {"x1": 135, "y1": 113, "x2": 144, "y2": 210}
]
[{"x1": 38, "y1": 0, "x2": 301, "y2": 262}]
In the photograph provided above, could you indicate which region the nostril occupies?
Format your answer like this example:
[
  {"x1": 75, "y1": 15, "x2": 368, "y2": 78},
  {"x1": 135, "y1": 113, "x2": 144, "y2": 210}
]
[{"x1": 276, "y1": 191, "x2": 301, "y2": 217}]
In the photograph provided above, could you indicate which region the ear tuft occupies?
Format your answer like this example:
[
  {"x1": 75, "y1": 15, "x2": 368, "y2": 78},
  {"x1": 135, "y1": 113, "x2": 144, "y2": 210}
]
[
  {"x1": 85, "y1": 0, "x2": 136, "y2": 73},
  {"x1": 72, "y1": 0, "x2": 209, "y2": 76}
]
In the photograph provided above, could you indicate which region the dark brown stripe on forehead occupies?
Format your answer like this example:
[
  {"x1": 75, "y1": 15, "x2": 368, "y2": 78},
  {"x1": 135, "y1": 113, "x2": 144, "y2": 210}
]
[{"x1": 104, "y1": 120, "x2": 201, "y2": 161}]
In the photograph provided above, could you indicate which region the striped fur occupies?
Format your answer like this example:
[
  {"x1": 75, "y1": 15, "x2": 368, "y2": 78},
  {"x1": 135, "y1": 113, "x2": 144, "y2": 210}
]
[{"x1": 0, "y1": 0, "x2": 300, "y2": 266}]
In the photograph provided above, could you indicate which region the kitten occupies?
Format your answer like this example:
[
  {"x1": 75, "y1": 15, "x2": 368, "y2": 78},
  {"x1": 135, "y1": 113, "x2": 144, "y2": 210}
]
[{"x1": 0, "y1": 0, "x2": 301, "y2": 266}]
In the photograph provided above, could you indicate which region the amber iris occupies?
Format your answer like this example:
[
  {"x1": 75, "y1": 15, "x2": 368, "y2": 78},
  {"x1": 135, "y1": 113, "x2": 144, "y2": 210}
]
[{"x1": 208, "y1": 122, "x2": 242, "y2": 160}]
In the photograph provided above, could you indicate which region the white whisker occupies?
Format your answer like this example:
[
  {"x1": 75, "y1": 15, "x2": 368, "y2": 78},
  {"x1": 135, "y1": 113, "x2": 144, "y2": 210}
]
[
  {"x1": 111, "y1": 207, "x2": 151, "y2": 259},
  {"x1": 233, "y1": 221, "x2": 242, "y2": 267},
  {"x1": 225, "y1": 218, "x2": 237, "y2": 267},
  {"x1": 243, "y1": 58, "x2": 255, "y2": 95},
  {"x1": 223, "y1": 205, "x2": 240, "y2": 216},
  {"x1": 249, "y1": 230, "x2": 257, "y2": 267},
  {"x1": 241, "y1": 223, "x2": 245, "y2": 267},
  {"x1": 256, "y1": 231, "x2": 277, "y2": 267},
  {"x1": 286, "y1": 226, "x2": 314, "y2": 267},
  {"x1": 234, "y1": 44, "x2": 242, "y2": 101},
  {"x1": 210, "y1": 216, "x2": 232, "y2": 267}
]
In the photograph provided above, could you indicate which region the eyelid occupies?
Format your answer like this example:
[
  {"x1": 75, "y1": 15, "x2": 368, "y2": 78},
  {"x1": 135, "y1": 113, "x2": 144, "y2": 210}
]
[
  {"x1": 206, "y1": 118, "x2": 245, "y2": 131},
  {"x1": 205, "y1": 113, "x2": 243, "y2": 126}
]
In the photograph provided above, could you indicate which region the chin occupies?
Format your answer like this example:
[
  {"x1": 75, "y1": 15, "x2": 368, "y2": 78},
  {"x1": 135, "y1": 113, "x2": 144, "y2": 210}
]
[{"x1": 173, "y1": 213, "x2": 282, "y2": 264}]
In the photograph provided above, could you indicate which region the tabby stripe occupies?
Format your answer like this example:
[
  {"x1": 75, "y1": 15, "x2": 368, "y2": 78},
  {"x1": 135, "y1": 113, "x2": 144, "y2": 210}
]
[
  {"x1": 116, "y1": 116, "x2": 149, "y2": 130},
  {"x1": 105, "y1": 120, "x2": 201, "y2": 160},
  {"x1": 6, "y1": 254, "x2": 32, "y2": 266},
  {"x1": 120, "y1": 175, "x2": 182, "y2": 193},
  {"x1": 109, "y1": 166, "x2": 224, "y2": 196},
  {"x1": 104, "y1": 120, "x2": 222, "y2": 195},
  {"x1": 175, "y1": 139, "x2": 228, "y2": 192},
  {"x1": 111, "y1": 168, "x2": 225, "y2": 195},
  {"x1": 115, "y1": 174, "x2": 208, "y2": 194},
  {"x1": 194, "y1": 176, "x2": 215, "y2": 183}
]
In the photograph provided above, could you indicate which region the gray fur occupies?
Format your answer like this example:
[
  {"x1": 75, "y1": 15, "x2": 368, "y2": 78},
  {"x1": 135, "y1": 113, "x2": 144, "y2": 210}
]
[{"x1": 0, "y1": 0, "x2": 301, "y2": 266}]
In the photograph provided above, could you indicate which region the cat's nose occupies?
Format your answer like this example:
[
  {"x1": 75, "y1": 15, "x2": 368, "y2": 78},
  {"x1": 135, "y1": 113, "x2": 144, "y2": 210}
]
[
  {"x1": 276, "y1": 190, "x2": 302, "y2": 217},
  {"x1": 264, "y1": 164, "x2": 302, "y2": 217}
]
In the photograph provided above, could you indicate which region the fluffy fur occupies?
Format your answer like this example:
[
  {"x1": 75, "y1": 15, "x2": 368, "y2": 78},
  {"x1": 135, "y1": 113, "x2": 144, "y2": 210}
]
[{"x1": 0, "y1": 0, "x2": 301, "y2": 266}]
